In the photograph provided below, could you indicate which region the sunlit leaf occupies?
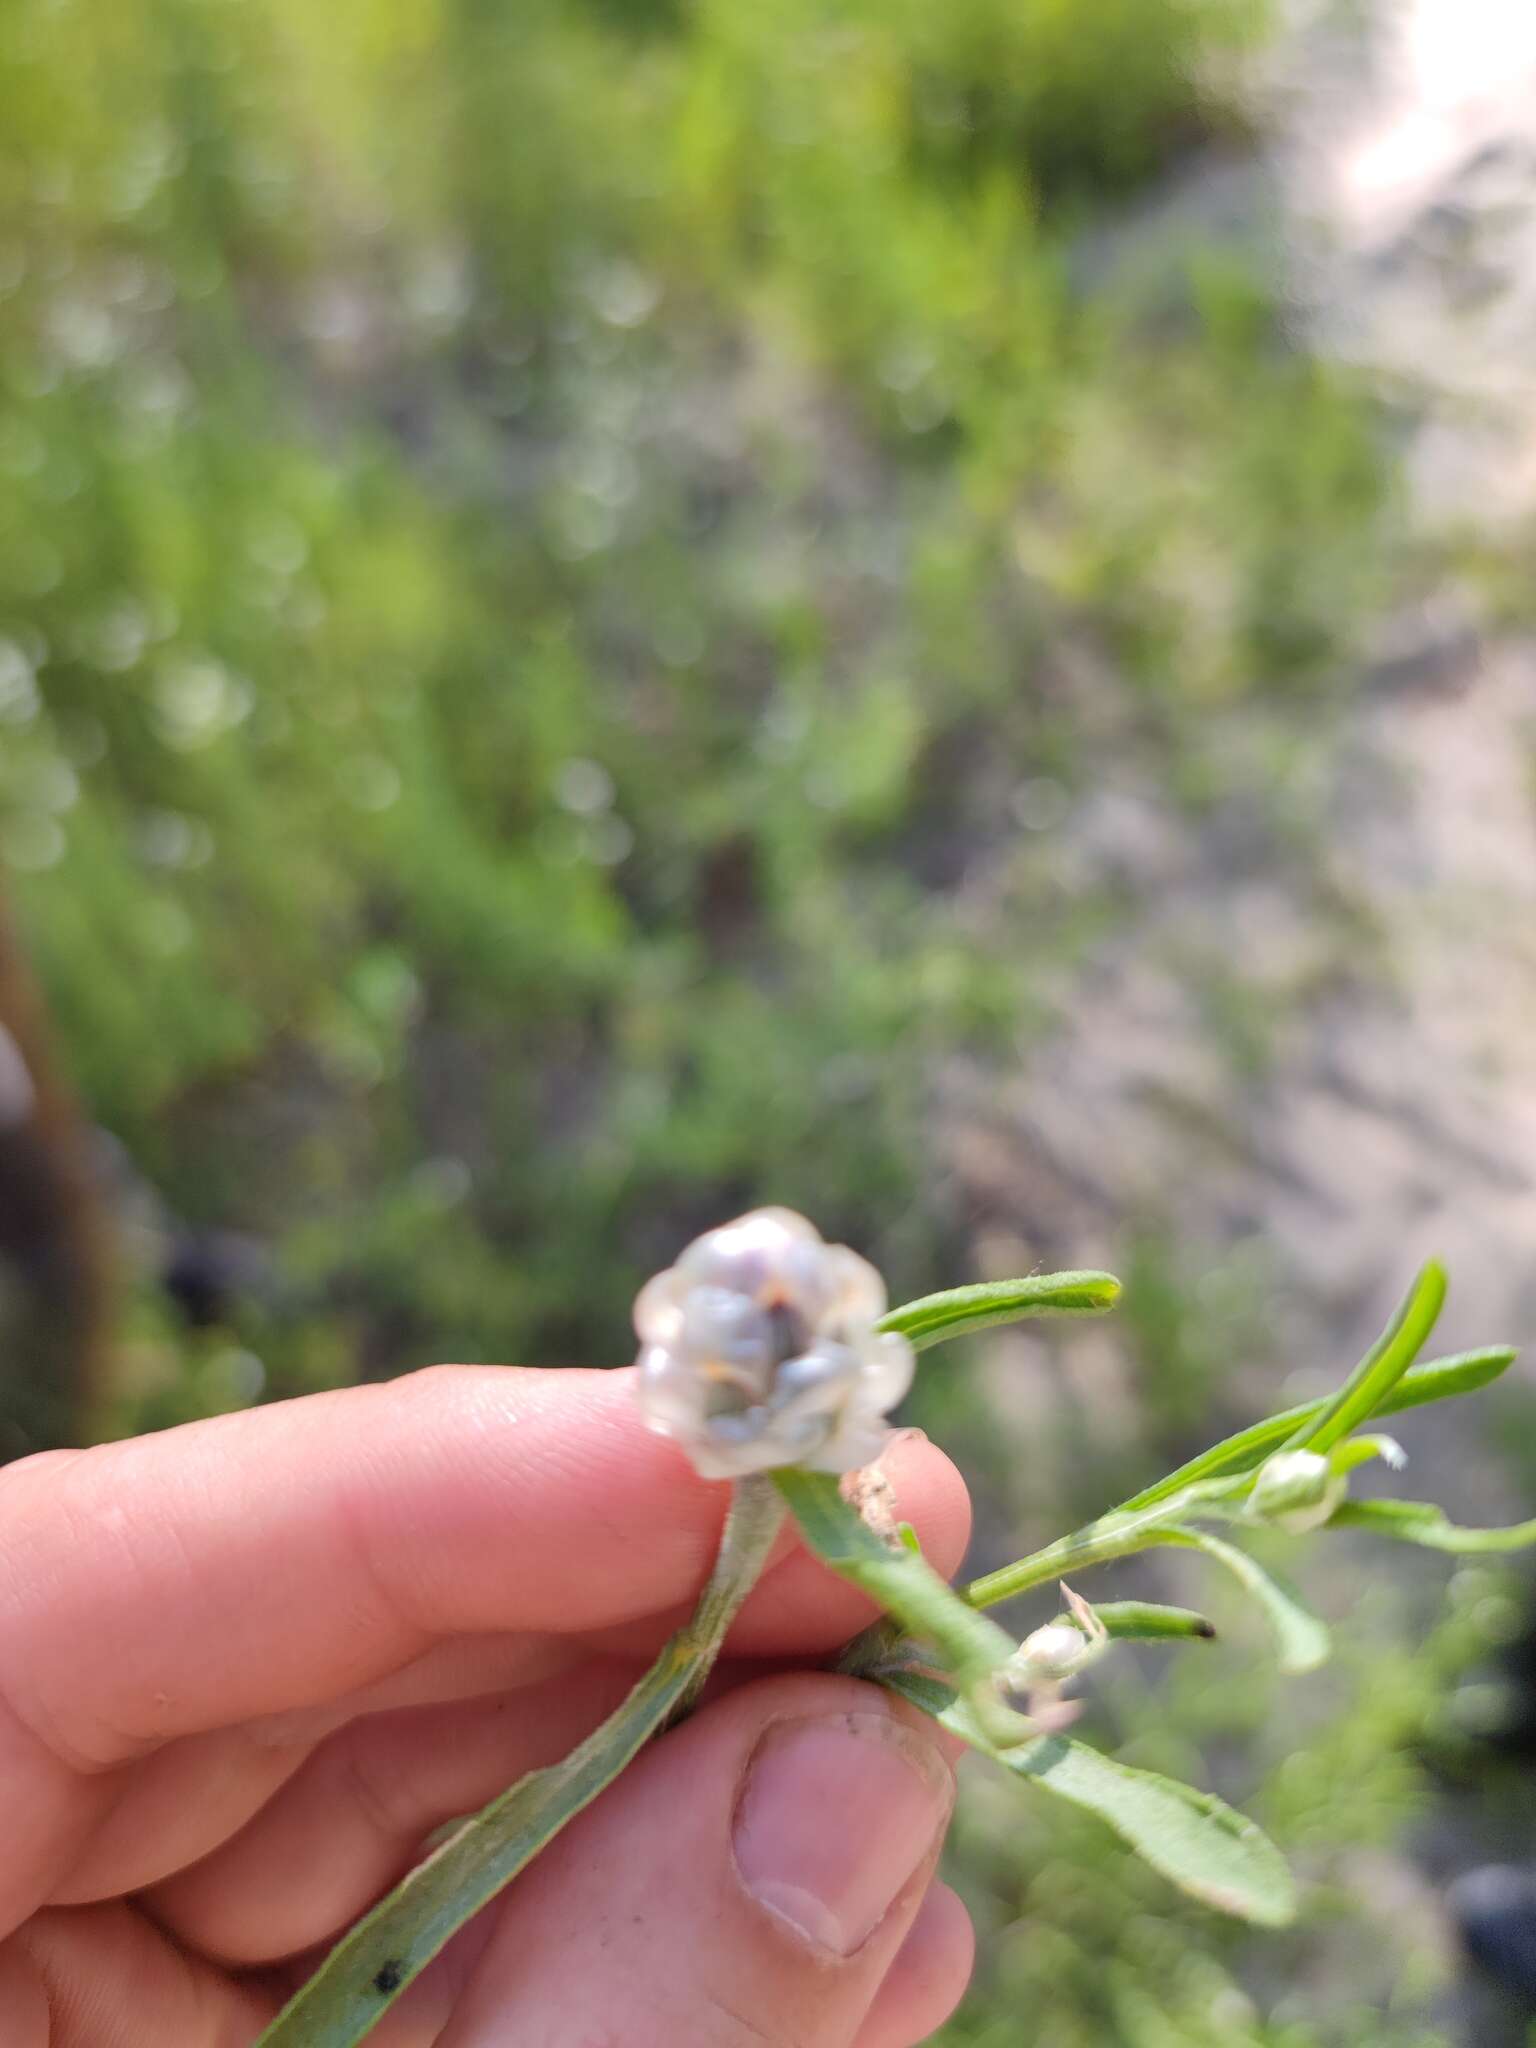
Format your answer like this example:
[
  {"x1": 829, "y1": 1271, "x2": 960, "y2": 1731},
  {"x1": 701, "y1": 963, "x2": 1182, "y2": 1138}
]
[
  {"x1": 884, "y1": 1674, "x2": 1295, "y2": 1927},
  {"x1": 880, "y1": 1271, "x2": 1121, "y2": 1351},
  {"x1": 1331, "y1": 1499, "x2": 1536, "y2": 1553},
  {"x1": 1086, "y1": 1600, "x2": 1216, "y2": 1642},
  {"x1": 257, "y1": 1478, "x2": 784, "y2": 2046},
  {"x1": 1285, "y1": 1260, "x2": 1446, "y2": 1455},
  {"x1": 1117, "y1": 1345, "x2": 1512, "y2": 1514}
]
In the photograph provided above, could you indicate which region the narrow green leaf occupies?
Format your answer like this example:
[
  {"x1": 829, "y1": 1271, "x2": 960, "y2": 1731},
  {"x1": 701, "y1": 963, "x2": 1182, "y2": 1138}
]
[
  {"x1": 1284, "y1": 1260, "x2": 1447, "y2": 1455},
  {"x1": 882, "y1": 1668, "x2": 958, "y2": 1718},
  {"x1": 1331, "y1": 1499, "x2": 1536, "y2": 1553},
  {"x1": 258, "y1": 1638, "x2": 692, "y2": 2045},
  {"x1": 774, "y1": 1467, "x2": 1016, "y2": 1691},
  {"x1": 879, "y1": 1271, "x2": 1121, "y2": 1352},
  {"x1": 1152, "y1": 1528, "x2": 1330, "y2": 1675},
  {"x1": 883, "y1": 1674, "x2": 1294, "y2": 1927},
  {"x1": 999, "y1": 1738, "x2": 1295, "y2": 1926},
  {"x1": 258, "y1": 1477, "x2": 784, "y2": 2047},
  {"x1": 1328, "y1": 1433, "x2": 1404, "y2": 1477},
  {"x1": 1373, "y1": 1346, "x2": 1513, "y2": 1413},
  {"x1": 1116, "y1": 1346, "x2": 1513, "y2": 1514},
  {"x1": 1085, "y1": 1601, "x2": 1216, "y2": 1642}
]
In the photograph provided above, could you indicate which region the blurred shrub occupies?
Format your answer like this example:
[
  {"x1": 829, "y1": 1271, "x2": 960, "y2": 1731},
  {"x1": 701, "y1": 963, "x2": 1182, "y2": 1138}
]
[
  {"x1": 0, "y1": 0, "x2": 1385, "y2": 1411},
  {"x1": 944, "y1": 1555, "x2": 1495, "y2": 2047}
]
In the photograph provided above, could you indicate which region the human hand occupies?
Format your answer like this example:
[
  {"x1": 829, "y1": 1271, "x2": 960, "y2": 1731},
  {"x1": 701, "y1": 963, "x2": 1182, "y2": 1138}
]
[{"x1": 0, "y1": 1365, "x2": 975, "y2": 2046}]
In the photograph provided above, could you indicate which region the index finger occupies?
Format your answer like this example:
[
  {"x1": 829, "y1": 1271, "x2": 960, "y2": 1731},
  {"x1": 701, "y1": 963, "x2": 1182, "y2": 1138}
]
[{"x1": 0, "y1": 1364, "x2": 969, "y2": 1771}]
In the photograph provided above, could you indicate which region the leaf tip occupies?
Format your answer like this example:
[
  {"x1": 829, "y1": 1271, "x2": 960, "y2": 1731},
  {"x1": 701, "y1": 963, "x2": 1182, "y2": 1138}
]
[{"x1": 1417, "y1": 1257, "x2": 1450, "y2": 1308}]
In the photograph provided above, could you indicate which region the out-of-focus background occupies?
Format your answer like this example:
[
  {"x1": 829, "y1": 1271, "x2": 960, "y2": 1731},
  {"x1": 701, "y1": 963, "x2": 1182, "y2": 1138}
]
[{"x1": 3, "y1": 0, "x2": 1536, "y2": 2037}]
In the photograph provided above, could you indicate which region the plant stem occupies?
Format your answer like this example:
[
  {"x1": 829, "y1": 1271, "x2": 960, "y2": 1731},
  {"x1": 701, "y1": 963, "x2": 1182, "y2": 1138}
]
[
  {"x1": 835, "y1": 1479, "x2": 1247, "y2": 1676},
  {"x1": 962, "y1": 1480, "x2": 1246, "y2": 1611},
  {"x1": 255, "y1": 1474, "x2": 784, "y2": 2048}
]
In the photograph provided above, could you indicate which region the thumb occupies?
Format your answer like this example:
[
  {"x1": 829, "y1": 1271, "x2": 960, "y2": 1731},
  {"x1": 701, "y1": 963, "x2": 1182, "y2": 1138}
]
[{"x1": 440, "y1": 1673, "x2": 967, "y2": 2048}]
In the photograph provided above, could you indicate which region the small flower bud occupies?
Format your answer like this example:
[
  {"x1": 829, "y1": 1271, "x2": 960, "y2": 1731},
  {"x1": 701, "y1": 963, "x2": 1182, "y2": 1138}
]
[
  {"x1": 1010, "y1": 1621, "x2": 1097, "y2": 1687},
  {"x1": 634, "y1": 1208, "x2": 915, "y2": 1481},
  {"x1": 1249, "y1": 1448, "x2": 1348, "y2": 1534},
  {"x1": 1000, "y1": 1585, "x2": 1109, "y2": 1708}
]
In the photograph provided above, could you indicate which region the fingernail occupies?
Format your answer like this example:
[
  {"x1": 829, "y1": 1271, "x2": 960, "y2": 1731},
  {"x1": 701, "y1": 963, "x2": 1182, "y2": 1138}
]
[{"x1": 732, "y1": 1712, "x2": 954, "y2": 1956}]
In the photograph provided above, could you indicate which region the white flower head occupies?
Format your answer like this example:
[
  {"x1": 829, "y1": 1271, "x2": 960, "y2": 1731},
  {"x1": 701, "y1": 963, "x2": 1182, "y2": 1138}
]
[{"x1": 633, "y1": 1206, "x2": 916, "y2": 1481}]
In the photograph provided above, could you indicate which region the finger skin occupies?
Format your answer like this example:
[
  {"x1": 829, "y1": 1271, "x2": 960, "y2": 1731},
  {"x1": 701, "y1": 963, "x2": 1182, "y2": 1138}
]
[
  {"x1": 0, "y1": 1371, "x2": 968, "y2": 1941},
  {"x1": 142, "y1": 1663, "x2": 964, "y2": 1972},
  {"x1": 0, "y1": 1364, "x2": 975, "y2": 2045},
  {"x1": 0, "y1": 1942, "x2": 49, "y2": 2048},
  {"x1": 441, "y1": 1673, "x2": 968, "y2": 2048},
  {"x1": 143, "y1": 1658, "x2": 645, "y2": 1963},
  {"x1": 1, "y1": 1903, "x2": 490, "y2": 2048},
  {"x1": 53, "y1": 1646, "x2": 590, "y2": 1914},
  {"x1": 48, "y1": 1722, "x2": 321, "y2": 1908},
  {"x1": 6, "y1": 1903, "x2": 276, "y2": 2048},
  {"x1": 853, "y1": 1883, "x2": 975, "y2": 2048},
  {"x1": 2, "y1": 1865, "x2": 979, "y2": 2048},
  {"x1": 0, "y1": 1370, "x2": 969, "y2": 1768}
]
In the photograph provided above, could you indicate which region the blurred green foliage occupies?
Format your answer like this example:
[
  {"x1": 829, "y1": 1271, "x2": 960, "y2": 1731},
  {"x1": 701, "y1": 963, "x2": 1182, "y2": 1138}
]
[
  {"x1": 946, "y1": 1562, "x2": 1466, "y2": 2048},
  {"x1": 0, "y1": 0, "x2": 1387, "y2": 1410},
  {"x1": 1, "y1": 0, "x2": 1484, "y2": 2039}
]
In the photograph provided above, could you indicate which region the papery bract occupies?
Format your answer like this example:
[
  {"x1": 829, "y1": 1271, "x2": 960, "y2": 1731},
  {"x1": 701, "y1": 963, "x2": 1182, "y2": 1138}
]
[{"x1": 634, "y1": 1207, "x2": 915, "y2": 1480}]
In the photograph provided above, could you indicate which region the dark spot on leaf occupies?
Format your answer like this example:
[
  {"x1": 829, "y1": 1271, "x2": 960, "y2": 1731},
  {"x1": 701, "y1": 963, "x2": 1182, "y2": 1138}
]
[{"x1": 373, "y1": 1960, "x2": 404, "y2": 1995}]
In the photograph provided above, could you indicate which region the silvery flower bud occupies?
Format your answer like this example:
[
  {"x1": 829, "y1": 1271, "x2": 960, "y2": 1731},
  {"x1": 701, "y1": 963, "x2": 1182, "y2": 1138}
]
[
  {"x1": 995, "y1": 1586, "x2": 1107, "y2": 1734},
  {"x1": 633, "y1": 1207, "x2": 915, "y2": 1481},
  {"x1": 1248, "y1": 1448, "x2": 1347, "y2": 1534},
  {"x1": 1008, "y1": 1621, "x2": 1098, "y2": 1687}
]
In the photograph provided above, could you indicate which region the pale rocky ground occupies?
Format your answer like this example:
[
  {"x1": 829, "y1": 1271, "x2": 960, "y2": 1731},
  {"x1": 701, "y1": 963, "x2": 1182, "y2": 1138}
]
[
  {"x1": 952, "y1": 0, "x2": 1536, "y2": 1511},
  {"x1": 945, "y1": 7, "x2": 1536, "y2": 2034}
]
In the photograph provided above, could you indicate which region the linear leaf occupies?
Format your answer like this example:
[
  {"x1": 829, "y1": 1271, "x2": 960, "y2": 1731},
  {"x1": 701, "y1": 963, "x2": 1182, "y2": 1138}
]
[
  {"x1": 1086, "y1": 1601, "x2": 1217, "y2": 1642},
  {"x1": 1331, "y1": 1499, "x2": 1536, "y2": 1553},
  {"x1": 774, "y1": 1468, "x2": 1016, "y2": 1691},
  {"x1": 884, "y1": 1673, "x2": 1294, "y2": 1927},
  {"x1": 1152, "y1": 1528, "x2": 1329, "y2": 1674},
  {"x1": 1116, "y1": 1346, "x2": 1514, "y2": 1514},
  {"x1": 257, "y1": 1476, "x2": 784, "y2": 2047},
  {"x1": 1284, "y1": 1260, "x2": 1447, "y2": 1455},
  {"x1": 879, "y1": 1271, "x2": 1121, "y2": 1352}
]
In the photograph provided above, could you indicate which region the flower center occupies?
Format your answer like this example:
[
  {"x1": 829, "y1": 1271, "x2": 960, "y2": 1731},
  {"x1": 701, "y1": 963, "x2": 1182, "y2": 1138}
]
[{"x1": 763, "y1": 1296, "x2": 811, "y2": 1366}]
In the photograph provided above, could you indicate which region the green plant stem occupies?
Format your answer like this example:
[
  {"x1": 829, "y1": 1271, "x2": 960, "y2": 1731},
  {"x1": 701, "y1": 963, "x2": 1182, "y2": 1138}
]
[
  {"x1": 1149, "y1": 1527, "x2": 1329, "y2": 1674},
  {"x1": 961, "y1": 1479, "x2": 1246, "y2": 1611},
  {"x1": 255, "y1": 1475, "x2": 784, "y2": 2048},
  {"x1": 774, "y1": 1467, "x2": 1016, "y2": 1688}
]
